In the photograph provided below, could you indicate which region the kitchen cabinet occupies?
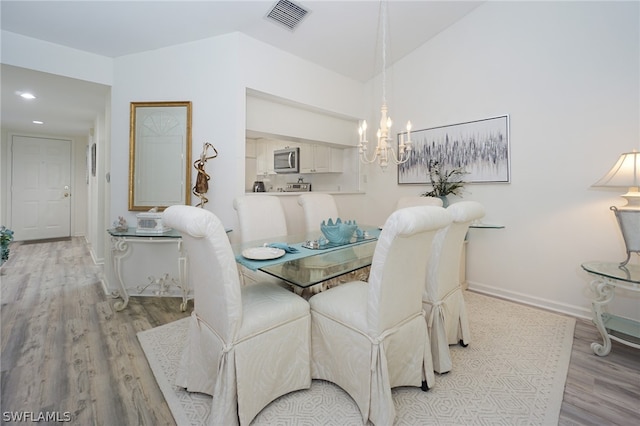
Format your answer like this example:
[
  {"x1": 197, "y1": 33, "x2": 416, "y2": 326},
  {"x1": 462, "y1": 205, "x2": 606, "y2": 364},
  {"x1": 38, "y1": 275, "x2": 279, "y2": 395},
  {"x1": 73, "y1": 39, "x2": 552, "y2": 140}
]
[
  {"x1": 256, "y1": 140, "x2": 273, "y2": 175},
  {"x1": 299, "y1": 144, "x2": 342, "y2": 173},
  {"x1": 245, "y1": 139, "x2": 257, "y2": 158},
  {"x1": 256, "y1": 139, "x2": 289, "y2": 176},
  {"x1": 330, "y1": 147, "x2": 343, "y2": 172}
]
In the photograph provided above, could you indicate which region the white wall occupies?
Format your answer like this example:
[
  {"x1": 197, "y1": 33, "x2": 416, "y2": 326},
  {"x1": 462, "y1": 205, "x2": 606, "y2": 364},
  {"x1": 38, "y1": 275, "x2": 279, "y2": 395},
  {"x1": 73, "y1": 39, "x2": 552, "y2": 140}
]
[
  {"x1": 110, "y1": 32, "x2": 366, "y2": 232},
  {"x1": 362, "y1": 1, "x2": 639, "y2": 319},
  {"x1": 0, "y1": 31, "x2": 113, "y2": 85}
]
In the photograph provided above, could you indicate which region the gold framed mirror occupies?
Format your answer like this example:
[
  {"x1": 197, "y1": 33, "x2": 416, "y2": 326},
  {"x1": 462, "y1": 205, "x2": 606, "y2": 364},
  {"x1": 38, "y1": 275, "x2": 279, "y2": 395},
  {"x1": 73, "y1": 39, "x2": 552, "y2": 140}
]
[{"x1": 128, "y1": 101, "x2": 192, "y2": 211}]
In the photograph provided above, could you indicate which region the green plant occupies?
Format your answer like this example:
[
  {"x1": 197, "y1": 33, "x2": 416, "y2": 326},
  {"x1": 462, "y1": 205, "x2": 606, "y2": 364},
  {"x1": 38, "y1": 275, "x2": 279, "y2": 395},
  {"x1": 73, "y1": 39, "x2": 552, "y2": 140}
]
[
  {"x1": 1, "y1": 226, "x2": 14, "y2": 264},
  {"x1": 422, "y1": 160, "x2": 468, "y2": 197}
]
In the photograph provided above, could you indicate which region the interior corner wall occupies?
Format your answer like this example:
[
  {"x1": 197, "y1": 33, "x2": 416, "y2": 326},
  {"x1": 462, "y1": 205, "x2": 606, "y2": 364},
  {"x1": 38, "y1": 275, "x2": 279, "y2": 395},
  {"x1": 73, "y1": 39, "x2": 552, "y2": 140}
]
[{"x1": 363, "y1": 1, "x2": 640, "y2": 319}]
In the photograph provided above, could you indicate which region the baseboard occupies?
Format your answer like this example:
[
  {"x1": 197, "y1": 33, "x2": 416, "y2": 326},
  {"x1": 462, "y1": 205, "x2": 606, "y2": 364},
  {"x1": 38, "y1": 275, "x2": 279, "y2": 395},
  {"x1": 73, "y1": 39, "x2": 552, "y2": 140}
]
[{"x1": 467, "y1": 280, "x2": 592, "y2": 321}]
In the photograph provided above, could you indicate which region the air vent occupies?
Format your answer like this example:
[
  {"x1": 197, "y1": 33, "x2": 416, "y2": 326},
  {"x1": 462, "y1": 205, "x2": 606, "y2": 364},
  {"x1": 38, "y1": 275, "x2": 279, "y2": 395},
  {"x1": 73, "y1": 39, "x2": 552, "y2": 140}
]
[{"x1": 265, "y1": 0, "x2": 309, "y2": 31}]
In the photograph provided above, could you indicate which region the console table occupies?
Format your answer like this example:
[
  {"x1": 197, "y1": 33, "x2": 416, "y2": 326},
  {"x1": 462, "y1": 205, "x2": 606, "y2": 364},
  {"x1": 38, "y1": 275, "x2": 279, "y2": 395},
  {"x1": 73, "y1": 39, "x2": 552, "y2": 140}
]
[
  {"x1": 581, "y1": 261, "x2": 640, "y2": 356},
  {"x1": 107, "y1": 228, "x2": 190, "y2": 312}
]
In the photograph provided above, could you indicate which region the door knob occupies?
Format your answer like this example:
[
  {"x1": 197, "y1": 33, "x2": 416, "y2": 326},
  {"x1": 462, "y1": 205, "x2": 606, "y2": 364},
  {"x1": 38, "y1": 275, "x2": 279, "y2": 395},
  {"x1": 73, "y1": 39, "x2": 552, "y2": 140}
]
[{"x1": 64, "y1": 192, "x2": 70, "y2": 198}]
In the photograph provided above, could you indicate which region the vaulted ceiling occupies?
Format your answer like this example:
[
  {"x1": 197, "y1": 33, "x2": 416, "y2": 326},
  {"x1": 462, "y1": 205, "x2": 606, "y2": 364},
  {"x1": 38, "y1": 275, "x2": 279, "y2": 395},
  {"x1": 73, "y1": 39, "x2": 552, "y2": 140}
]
[{"x1": 1, "y1": 1, "x2": 482, "y2": 137}]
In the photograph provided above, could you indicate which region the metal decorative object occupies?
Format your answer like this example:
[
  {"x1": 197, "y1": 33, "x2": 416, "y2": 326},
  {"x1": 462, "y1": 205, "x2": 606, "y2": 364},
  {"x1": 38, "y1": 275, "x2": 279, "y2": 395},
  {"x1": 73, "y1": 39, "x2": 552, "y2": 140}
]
[{"x1": 192, "y1": 142, "x2": 218, "y2": 208}]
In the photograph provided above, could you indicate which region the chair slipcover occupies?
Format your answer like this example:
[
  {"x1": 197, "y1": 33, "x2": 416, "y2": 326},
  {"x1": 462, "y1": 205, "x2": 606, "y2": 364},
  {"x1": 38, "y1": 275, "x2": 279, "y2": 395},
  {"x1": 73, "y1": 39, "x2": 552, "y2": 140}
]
[
  {"x1": 233, "y1": 195, "x2": 289, "y2": 286},
  {"x1": 424, "y1": 201, "x2": 485, "y2": 373},
  {"x1": 297, "y1": 193, "x2": 339, "y2": 233},
  {"x1": 395, "y1": 195, "x2": 443, "y2": 209},
  {"x1": 233, "y1": 195, "x2": 288, "y2": 243},
  {"x1": 163, "y1": 205, "x2": 311, "y2": 426},
  {"x1": 309, "y1": 206, "x2": 452, "y2": 425}
]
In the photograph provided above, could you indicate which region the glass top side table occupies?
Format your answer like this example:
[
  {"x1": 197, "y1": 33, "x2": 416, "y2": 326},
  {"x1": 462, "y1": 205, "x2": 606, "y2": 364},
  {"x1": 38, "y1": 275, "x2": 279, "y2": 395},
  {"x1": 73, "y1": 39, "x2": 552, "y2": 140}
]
[
  {"x1": 581, "y1": 261, "x2": 640, "y2": 356},
  {"x1": 107, "y1": 227, "x2": 189, "y2": 312}
]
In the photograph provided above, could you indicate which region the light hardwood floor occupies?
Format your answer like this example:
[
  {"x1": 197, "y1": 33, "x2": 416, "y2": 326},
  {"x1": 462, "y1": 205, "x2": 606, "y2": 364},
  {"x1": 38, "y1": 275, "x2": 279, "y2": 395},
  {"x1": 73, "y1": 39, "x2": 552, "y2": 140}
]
[{"x1": 1, "y1": 237, "x2": 638, "y2": 425}]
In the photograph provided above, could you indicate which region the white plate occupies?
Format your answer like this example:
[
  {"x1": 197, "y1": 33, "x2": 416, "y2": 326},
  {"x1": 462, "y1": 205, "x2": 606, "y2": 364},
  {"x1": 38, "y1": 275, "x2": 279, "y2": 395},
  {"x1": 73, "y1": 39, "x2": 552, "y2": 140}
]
[{"x1": 242, "y1": 247, "x2": 286, "y2": 260}]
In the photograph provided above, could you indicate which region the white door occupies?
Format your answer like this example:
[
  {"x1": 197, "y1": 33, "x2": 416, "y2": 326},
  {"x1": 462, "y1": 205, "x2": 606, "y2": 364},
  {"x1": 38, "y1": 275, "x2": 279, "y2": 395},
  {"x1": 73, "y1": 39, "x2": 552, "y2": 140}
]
[{"x1": 11, "y1": 135, "x2": 72, "y2": 241}]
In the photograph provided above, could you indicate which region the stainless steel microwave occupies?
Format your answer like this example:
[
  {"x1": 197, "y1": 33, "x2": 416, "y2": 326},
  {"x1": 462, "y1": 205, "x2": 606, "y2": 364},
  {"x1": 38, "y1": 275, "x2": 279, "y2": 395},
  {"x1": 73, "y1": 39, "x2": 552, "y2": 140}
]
[{"x1": 274, "y1": 147, "x2": 300, "y2": 173}]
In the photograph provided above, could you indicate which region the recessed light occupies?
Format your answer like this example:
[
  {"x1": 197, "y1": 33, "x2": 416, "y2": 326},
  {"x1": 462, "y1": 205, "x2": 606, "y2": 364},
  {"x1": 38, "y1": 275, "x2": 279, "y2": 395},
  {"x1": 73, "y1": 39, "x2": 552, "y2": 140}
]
[
  {"x1": 20, "y1": 93, "x2": 36, "y2": 100},
  {"x1": 32, "y1": 120, "x2": 44, "y2": 125}
]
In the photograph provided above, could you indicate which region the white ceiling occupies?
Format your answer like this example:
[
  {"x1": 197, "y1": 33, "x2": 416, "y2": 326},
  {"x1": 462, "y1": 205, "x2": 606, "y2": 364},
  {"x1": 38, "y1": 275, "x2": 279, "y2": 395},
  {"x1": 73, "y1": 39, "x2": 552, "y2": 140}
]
[{"x1": 1, "y1": 0, "x2": 483, "y2": 137}]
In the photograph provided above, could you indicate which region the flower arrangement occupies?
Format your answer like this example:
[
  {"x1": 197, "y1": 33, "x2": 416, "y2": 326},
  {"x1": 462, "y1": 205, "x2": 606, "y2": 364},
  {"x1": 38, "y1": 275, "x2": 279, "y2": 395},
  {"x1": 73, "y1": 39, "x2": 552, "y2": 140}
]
[
  {"x1": 1, "y1": 226, "x2": 14, "y2": 265},
  {"x1": 421, "y1": 160, "x2": 468, "y2": 198}
]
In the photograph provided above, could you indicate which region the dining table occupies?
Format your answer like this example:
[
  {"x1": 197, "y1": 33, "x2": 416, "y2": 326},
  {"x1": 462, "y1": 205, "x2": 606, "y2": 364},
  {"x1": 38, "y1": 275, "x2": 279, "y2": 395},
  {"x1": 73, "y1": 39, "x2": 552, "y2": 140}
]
[{"x1": 232, "y1": 225, "x2": 381, "y2": 291}]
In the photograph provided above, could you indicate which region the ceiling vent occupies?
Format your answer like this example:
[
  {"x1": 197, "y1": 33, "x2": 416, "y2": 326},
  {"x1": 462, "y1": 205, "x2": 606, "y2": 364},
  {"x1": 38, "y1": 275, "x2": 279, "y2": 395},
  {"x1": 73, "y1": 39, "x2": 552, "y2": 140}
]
[{"x1": 265, "y1": 0, "x2": 310, "y2": 31}]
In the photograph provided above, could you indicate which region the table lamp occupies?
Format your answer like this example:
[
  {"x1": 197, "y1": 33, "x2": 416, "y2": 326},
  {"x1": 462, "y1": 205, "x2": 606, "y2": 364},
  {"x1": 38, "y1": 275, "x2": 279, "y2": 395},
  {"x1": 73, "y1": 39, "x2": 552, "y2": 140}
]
[{"x1": 592, "y1": 150, "x2": 640, "y2": 266}]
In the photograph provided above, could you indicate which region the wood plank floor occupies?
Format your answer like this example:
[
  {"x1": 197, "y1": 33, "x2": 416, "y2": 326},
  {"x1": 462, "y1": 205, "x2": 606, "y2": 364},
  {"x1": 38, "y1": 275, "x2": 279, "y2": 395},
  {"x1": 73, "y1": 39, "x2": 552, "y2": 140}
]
[{"x1": 1, "y1": 237, "x2": 638, "y2": 425}]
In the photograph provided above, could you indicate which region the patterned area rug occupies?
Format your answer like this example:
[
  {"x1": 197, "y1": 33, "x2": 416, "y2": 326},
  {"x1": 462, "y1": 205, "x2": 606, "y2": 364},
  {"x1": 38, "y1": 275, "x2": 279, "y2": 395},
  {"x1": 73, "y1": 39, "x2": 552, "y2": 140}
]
[{"x1": 137, "y1": 291, "x2": 575, "y2": 425}]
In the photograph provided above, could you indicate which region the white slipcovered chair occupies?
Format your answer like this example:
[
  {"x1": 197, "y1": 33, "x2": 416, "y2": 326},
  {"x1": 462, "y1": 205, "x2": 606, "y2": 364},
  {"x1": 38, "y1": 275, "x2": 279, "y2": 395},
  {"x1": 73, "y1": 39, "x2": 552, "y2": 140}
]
[
  {"x1": 163, "y1": 205, "x2": 311, "y2": 426},
  {"x1": 297, "y1": 193, "x2": 339, "y2": 233},
  {"x1": 233, "y1": 195, "x2": 288, "y2": 286},
  {"x1": 233, "y1": 195, "x2": 288, "y2": 243},
  {"x1": 309, "y1": 206, "x2": 452, "y2": 425},
  {"x1": 395, "y1": 195, "x2": 443, "y2": 209},
  {"x1": 424, "y1": 201, "x2": 485, "y2": 374}
]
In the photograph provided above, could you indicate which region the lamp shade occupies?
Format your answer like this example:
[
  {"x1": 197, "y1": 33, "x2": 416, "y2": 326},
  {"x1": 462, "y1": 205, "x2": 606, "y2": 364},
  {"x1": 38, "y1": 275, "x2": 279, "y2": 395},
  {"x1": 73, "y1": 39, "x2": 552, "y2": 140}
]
[{"x1": 592, "y1": 150, "x2": 640, "y2": 188}]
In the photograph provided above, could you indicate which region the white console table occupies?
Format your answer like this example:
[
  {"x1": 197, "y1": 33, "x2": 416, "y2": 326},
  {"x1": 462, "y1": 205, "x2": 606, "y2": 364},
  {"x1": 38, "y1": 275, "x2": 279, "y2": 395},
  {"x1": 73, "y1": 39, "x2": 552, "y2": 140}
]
[
  {"x1": 108, "y1": 228, "x2": 190, "y2": 312},
  {"x1": 581, "y1": 261, "x2": 640, "y2": 356}
]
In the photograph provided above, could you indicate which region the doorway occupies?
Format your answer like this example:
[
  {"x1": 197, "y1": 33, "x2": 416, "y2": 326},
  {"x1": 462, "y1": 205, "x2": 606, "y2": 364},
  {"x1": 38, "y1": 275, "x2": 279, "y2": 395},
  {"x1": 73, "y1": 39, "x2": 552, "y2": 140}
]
[{"x1": 10, "y1": 135, "x2": 72, "y2": 241}]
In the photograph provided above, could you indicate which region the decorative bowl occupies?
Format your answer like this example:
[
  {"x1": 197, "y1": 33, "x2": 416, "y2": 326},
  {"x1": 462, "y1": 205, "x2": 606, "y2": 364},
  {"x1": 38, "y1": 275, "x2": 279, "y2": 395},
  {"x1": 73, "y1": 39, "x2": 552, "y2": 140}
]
[{"x1": 320, "y1": 218, "x2": 358, "y2": 244}]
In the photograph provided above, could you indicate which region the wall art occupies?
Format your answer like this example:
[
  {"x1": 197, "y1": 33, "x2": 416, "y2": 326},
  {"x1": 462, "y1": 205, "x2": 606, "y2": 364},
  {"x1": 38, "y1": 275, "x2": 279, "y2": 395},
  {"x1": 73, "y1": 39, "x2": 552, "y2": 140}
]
[{"x1": 398, "y1": 114, "x2": 510, "y2": 184}]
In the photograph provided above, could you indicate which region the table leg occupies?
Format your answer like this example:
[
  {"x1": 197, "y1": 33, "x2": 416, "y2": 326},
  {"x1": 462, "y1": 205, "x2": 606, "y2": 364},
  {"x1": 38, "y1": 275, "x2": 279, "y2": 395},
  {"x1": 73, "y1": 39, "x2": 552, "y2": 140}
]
[
  {"x1": 177, "y1": 240, "x2": 189, "y2": 311},
  {"x1": 110, "y1": 236, "x2": 131, "y2": 311},
  {"x1": 589, "y1": 278, "x2": 615, "y2": 356}
]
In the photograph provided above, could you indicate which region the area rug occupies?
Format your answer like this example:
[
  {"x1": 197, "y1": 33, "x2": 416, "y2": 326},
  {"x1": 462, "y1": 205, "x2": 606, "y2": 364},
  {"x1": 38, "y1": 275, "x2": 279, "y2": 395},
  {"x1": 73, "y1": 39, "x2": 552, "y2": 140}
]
[{"x1": 137, "y1": 291, "x2": 575, "y2": 425}]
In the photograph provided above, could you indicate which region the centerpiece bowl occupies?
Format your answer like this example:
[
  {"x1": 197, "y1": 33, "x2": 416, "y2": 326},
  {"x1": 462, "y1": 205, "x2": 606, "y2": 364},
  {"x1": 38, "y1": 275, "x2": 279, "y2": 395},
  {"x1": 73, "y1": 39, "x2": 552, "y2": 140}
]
[{"x1": 320, "y1": 218, "x2": 358, "y2": 244}]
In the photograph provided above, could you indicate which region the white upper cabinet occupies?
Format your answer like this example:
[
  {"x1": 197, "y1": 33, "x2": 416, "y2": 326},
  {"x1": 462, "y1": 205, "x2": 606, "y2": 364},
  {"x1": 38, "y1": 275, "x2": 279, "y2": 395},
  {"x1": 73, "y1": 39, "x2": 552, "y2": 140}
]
[{"x1": 298, "y1": 144, "x2": 342, "y2": 173}]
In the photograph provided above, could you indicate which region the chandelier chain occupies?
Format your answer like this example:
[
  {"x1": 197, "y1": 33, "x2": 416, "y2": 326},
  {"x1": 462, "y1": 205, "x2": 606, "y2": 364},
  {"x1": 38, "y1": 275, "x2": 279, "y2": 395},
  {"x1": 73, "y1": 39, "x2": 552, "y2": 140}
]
[{"x1": 357, "y1": 0, "x2": 412, "y2": 170}]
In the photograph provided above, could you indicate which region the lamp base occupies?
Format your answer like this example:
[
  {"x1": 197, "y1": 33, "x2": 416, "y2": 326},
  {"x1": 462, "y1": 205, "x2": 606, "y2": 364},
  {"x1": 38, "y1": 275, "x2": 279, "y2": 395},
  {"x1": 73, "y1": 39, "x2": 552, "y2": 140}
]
[
  {"x1": 611, "y1": 206, "x2": 640, "y2": 266},
  {"x1": 621, "y1": 188, "x2": 640, "y2": 208}
]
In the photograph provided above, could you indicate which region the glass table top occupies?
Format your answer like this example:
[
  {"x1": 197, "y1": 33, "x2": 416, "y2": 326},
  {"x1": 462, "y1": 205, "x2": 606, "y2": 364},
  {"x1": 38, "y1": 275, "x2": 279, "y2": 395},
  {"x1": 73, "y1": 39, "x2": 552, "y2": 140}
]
[
  {"x1": 581, "y1": 261, "x2": 640, "y2": 285},
  {"x1": 232, "y1": 225, "x2": 380, "y2": 288},
  {"x1": 107, "y1": 227, "x2": 182, "y2": 238},
  {"x1": 259, "y1": 241, "x2": 377, "y2": 288}
]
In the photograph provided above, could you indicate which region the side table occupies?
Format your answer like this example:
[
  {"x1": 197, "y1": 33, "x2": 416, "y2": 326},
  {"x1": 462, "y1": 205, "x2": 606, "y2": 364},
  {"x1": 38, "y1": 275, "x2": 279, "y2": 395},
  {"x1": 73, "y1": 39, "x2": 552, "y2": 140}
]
[
  {"x1": 581, "y1": 261, "x2": 640, "y2": 356},
  {"x1": 108, "y1": 228, "x2": 190, "y2": 312}
]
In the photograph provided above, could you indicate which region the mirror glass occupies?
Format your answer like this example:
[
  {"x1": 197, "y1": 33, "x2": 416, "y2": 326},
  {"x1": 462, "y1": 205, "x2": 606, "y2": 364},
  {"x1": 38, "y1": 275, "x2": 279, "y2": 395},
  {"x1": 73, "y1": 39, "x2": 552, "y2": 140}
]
[{"x1": 129, "y1": 101, "x2": 192, "y2": 211}]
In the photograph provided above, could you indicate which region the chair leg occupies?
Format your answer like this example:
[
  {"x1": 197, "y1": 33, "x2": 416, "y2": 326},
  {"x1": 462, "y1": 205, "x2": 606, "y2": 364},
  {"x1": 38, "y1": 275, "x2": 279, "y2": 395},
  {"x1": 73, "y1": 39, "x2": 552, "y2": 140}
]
[
  {"x1": 460, "y1": 339, "x2": 469, "y2": 347},
  {"x1": 421, "y1": 380, "x2": 430, "y2": 392}
]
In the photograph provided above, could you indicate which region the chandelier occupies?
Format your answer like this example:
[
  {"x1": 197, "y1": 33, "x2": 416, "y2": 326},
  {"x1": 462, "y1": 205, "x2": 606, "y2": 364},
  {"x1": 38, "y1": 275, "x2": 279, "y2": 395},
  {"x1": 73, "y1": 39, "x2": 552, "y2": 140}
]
[{"x1": 357, "y1": 0, "x2": 412, "y2": 170}]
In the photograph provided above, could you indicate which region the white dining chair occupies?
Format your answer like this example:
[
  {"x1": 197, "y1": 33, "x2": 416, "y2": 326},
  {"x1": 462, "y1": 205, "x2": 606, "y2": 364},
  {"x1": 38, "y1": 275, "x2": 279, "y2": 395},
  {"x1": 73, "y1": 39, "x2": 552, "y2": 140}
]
[
  {"x1": 163, "y1": 205, "x2": 311, "y2": 426},
  {"x1": 395, "y1": 195, "x2": 443, "y2": 209},
  {"x1": 424, "y1": 201, "x2": 485, "y2": 374},
  {"x1": 297, "y1": 193, "x2": 339, "y2": 233},
  {"x1": 309, "y1": 206, "x2": 452, "y2": 425},
  {"x1": 233, "y1": 195, "x2": 289, "y2": 286},
  {"x1": 233, "y1": 195, "x2": 288, "y2": 243}
]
